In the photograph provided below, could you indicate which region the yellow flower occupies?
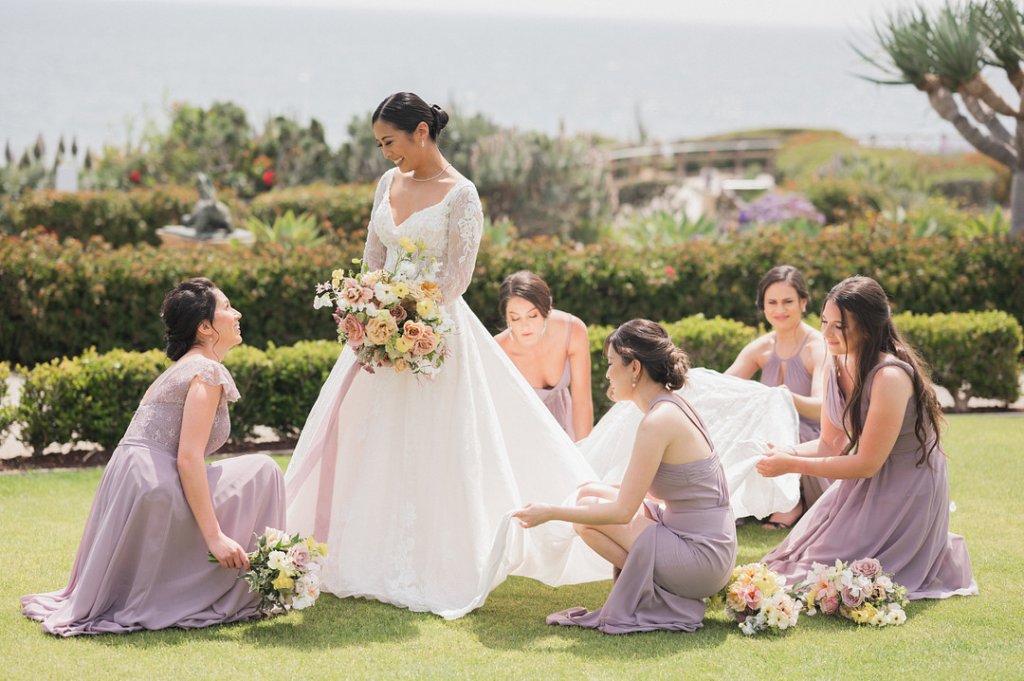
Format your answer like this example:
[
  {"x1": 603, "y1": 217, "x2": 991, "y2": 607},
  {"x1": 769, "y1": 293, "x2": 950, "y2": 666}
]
[
  {"x1": 416, "y1": 298, "x2": 438, "y2": 319},
  {"x1": 273, "y1": 572, "x2": 295, "y2": 590},
  {"x1": 753, "y1": 573, "x2": 777, "y2": 597},
  {"x1": 331, "y1": 269, "x2": 345, "y2": 287},
  {"x1": 317, "y1": 542, "x2": 328, "y2": 557},
  {"x1": 419, "y1": 281, "x2": 443, "y2": 302},
  {"x1": 392, "y1": 282, "x2": 411, "y2": 298},
  {"x1": 395, "y1": 335, "x2": 414, "y2": 353},
  {"x1": 399, "y1": 236, "x2": 416, "y2": 253}
]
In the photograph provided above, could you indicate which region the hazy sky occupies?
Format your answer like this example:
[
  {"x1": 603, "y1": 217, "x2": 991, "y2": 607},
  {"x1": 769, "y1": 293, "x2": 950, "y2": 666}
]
[{"x1": 98, "y1": 0, "x2": 951, "y2": 28}]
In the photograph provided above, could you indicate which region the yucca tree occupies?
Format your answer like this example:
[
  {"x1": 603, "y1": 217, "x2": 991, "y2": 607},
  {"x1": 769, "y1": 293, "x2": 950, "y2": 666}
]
[{"x1": 857, "y1": 0, "x2": 1024, "y2": 236}]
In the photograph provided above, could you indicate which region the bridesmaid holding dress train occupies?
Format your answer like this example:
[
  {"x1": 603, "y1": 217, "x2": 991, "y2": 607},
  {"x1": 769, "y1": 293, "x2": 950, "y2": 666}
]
[
  {"x1": 21, "y1": 278, "x2": 285, "y2": 636},
  {"x1": 757, "y1": 276, "x2": 977, "y2": 600}
]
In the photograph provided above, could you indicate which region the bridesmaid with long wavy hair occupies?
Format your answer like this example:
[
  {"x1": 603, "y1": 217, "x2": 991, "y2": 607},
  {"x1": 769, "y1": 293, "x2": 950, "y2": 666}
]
[{"x1": 756, "y1": 276, "x2": 976, "y2": 600}]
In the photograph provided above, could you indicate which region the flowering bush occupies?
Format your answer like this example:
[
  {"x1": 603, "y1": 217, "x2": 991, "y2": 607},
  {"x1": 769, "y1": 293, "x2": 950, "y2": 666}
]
[
  {"x1": 798, "y1": 558, "x2": 908, "y2": 627},
  {"x1": 720, "y1": 563, "x2": 801, "y2": 635},
  {"x1": 738, "y1": 192, "x2": 824, "y2": 227},
  {"x1": 210, "y1": 528, "x2": 327, "y2": 614}
]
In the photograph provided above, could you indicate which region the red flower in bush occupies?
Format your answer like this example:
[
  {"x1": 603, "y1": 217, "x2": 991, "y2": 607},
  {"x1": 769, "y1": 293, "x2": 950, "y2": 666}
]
[
  {"x1": 129, "y1": 169, "x2": 142, "y2": 184},
  {"x1": 665, "y1": 265, "x2": 677, "y2": 280},
  {"x1": 262, "y1": 169, "x2": 276, "y2": 187}
]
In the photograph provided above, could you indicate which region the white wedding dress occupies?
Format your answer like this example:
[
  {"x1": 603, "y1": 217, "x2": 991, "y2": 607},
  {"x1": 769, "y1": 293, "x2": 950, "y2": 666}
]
[
  {"x1": 285, "y1": 169, "x2": 608, "y2": 619},
  {"x1": 580, "y1": 369, "x2": 803, "y2": 520}
]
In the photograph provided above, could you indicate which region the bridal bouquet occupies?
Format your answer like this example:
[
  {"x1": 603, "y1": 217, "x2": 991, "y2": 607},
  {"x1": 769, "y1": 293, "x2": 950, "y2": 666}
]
[
  {"x1": 719, "y1": 563, "x2": 801, "y2": 635},
  {"x1": 797, "y1": 558, "x2": 908, "y2": 627},
  {"x1": 313, "y1": 237, "x2": 453, "y2": 377},
  {"x1": 210, "y1": 528, "x2": 328, "y2": 614}
]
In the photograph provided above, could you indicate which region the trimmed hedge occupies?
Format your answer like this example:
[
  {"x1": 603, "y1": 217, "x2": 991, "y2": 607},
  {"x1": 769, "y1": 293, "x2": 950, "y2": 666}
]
[
  {"x1": 2, "y1": 225, "x2": 1024, "y2": 366},
  {"x1": 250, "y1": 184, "x2": 375, "y2": 239},
  {"x1": 894, "y1": 311, "x2": 1023, "y2": 411},
  {"x1": 13, "y1": 342, "x2": 343, "y2": 454},
  {"x1": 2, "y1": 184, "x2": 374, "y2": 246},
  {"x1": 9, "y1": 310, "x2": 1019, "y2": 455},
  {"x1": 0, "y1": 361, "x2": 12, "y2": 440},
  {"x1": 2, "y1": 187, "x2": 250, "y2": 246}
]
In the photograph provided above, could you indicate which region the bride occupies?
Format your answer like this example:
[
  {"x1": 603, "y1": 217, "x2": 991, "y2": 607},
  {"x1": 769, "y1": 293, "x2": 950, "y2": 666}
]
[{"x1": 284, "y1": 93, "x2": 607, "y2": 619}]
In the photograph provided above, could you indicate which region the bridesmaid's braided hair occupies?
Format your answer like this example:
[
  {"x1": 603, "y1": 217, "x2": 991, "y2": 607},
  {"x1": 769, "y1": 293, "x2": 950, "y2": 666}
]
[
  {"x1": 605, "y1": 319, "x2": 689, "y2": 391},
  {"x1": 373, "y1": 92, "x2": 450, "y2": 141},
  {"x1": 827, "y1": 276, "x2": 944, "y2": 466},
  {"x1": 161, "y1": 278, "x2": 217, "y2": 361}
]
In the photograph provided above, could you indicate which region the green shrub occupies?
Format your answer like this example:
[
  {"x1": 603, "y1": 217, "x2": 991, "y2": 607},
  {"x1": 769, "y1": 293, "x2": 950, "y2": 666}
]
[
  {"x1": 894, "y1": 311, "x2": 1023, "y2": 411},
  {"x1": 2, "y1": 224, "x2": 1024, "y2": 367},
  {"x1": 249, "y1": 184, "x2": 374, "y2": 239},
  {"x1": 0, "y1": 361, "x2": 12, "y2": 440},
  {"x1": 588, "y1": 315, "x2": 757, "y2": 416},
  {"x1": 803, "y1": 179, "x2": 885, "y2": 224},
  {"x1": 3, "y1": 187, "x2": 250, "y2": 246},
  {"x1": 262, "y1": 341, "x2": 341, "y2": 438}
]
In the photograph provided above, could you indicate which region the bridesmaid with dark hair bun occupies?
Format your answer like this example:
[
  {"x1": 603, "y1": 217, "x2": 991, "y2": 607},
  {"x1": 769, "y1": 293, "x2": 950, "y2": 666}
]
[
  {"x1": 757, "y1": 276, "x2": 977, "y2": 600},
  {"x1": 21, "y1": 278, "x2": 285, "y2": 636}
]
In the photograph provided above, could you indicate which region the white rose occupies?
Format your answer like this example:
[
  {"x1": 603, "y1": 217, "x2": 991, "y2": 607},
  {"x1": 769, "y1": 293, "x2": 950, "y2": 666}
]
[{"x1": 267, "y1": 550, "x2": 290, "y2": 572}]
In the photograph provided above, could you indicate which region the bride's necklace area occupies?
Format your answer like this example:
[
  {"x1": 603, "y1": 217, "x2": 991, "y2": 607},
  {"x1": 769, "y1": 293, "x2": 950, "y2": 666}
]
[{"x1": 412, "y1": 163, "x2": 451, "y2": 182}]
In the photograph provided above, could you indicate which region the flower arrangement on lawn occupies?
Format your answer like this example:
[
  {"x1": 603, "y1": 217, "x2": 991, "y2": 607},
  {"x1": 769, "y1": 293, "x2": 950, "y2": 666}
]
[
  {"x1": 798, "y1": 558, "x2": 909, "y2": 627},
  {"x1": 313, "y1": 237, "x2": 454, "y2": 377},
  {"x1": 210, "y1": 528, "x2": 328, "y2": 614},
  {"x1": 720, "y1": 562, "x2": 801, "y2": 635}
]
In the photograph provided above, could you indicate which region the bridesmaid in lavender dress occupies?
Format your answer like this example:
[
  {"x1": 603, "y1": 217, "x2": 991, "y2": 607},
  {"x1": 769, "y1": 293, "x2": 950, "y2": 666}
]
[
  {"x1": 727, "y1": 265, "x2": 829, "y2": 528},
  {"x1": 495, "y1": 271, "x2": 593, "y2": 440},
  {"x1": 514, "y1": 320, "x2": 736, "y2": 633},
  {"x1": 757, "y1": 277, "x2": 977, "y2": 599},
  {"x1": 21, "y1": 278, "x2": 285, "y2": 636}
]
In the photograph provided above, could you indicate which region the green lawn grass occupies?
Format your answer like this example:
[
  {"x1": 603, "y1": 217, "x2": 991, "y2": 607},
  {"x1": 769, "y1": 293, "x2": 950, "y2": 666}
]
[{"x1": 2, "y1": 414, "x2": 1020, "y2": 680}]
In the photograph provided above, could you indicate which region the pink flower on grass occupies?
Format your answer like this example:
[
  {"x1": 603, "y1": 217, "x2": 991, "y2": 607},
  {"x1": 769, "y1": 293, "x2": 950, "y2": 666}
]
[
  {"x1": 287, "y1": 543, "x2": 310, "y2": 569},
  {"x1": 841, "y1": 586, "x2": 865, "y2": 608},
  {"x1": 741, "y1": 584, "x2": 762, "y2": 611},
  {"x1": 820, "y1": 593, "x2": 840, "y2": 615}
]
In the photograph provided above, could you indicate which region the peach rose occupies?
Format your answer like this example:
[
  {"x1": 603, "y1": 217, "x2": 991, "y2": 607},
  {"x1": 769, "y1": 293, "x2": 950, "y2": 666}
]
[
  {"x1": 340, "y1": 279, "x2": 365, "y2": 306},
  {"x1": 365, "y1": 314, "x2": 398, "y2": 345},
  {"x1": 403, "y1": 320, "x2": 427, "y2": 341},
  {"x1": 393, "y1": 357, "x2": 410, "y2": 373},
  {"x1": 419, "y1": 280, "x2": 443, "y2": 302},
  {"x1": 412, "y1": 327, "x2": 438, "y2": 356}
]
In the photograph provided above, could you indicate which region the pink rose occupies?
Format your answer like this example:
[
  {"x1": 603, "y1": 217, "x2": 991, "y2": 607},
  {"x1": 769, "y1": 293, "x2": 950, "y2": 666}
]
[
  {"x1": 820, "y1": 594, "x2": 840, "y2": 614},
  {"x1": 412, "y1": 327, "x2": 438, "y2": 356},
  {"x1": 851, "y1": 558, "x2": 882, "y2": 578},
  {"x1": 341, "y1": 314, "x2": 365, "y2": 347},
  {"x1": 287, "y1": 543, "x2": 310, "y2": 569},
  {"x1": 390, "y1": 305, "x2": 408, "y2": 324},
  {"x1": 340, "y1": 282, "x2": 364, "y2": 306},
  {"x1": 359, "y1": 286, "x2": 375, "y2": 304},
  {"x1": 841, "y1": 586, "x2": 865, "y2": 608},
  {"x1": 741, "y1": 584, "x2": 761, "y2": 611}
]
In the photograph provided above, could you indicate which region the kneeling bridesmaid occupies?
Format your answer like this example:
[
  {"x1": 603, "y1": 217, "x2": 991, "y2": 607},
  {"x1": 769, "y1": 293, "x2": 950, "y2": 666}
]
[
  {"x1": 757, "y1": 276, "x2": 976, "y2": 600},
  {"x1": 514, "y1": 320, "x2": 736, "y2": 633},
  {"x1": 21, "y1": 278, "x2": 286, "y2": 636}
]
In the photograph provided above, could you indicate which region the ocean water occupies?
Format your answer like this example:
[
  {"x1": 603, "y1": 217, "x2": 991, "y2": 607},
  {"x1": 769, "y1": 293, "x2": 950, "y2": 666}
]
[{"x1": 0, "y1": 0, "x2": 953, "y2": 156}]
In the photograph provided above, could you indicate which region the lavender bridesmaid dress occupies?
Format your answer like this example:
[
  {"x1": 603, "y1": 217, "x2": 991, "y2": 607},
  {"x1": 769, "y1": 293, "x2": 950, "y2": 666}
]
[
  {"x1": 21, "y1": 356, "x2": 285, "y2": 636},
  {"x1": 759, "y1": 331, "x2": 832, "y2": 507},
  {"x1": 533, "y1": 316, "x2": 576, "y2": 439},
  {"x1": 763, "y1": 358, "x2": 977, "y2": 600},
  {"x1": 548, "y1": 395, "x2": 737, "y2": 633}
]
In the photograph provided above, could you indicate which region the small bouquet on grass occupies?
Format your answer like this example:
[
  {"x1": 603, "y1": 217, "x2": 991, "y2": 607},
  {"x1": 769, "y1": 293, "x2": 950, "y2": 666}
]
[
  {"x1": 210, "y1": 528, "x2": 328, "y2": 614},
  {"x1": 797, "y1": 558, "x2": 908, "y2": 627},
  {"x1": 719, "y1": 562, "x2": 801, "y2": 635},
  {"x1": 313, "y1": 237, "x2": 453, "y2": 377}
]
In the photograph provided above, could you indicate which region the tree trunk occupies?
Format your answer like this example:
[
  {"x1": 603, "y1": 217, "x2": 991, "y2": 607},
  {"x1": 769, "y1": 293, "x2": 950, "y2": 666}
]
[
  {"x1": 961, "y1": 94, "x2": 1013, "y2": 145},
  {"x1": 1011, "y1": 169, "x2": 1024, "y2": 237},
  {"x1": 926, "y1": 86, "x2": 1017, "y2": 166}
]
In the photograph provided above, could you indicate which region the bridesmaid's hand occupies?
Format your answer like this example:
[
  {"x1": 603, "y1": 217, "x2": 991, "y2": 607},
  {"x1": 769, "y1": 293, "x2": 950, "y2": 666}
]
[
  {"x1": 208, "y1": 532, "x2": 251, "y2": 570},
  {"x1": 513, "y1": 503, "x2": 553, "y2": 528},
  {"x1": 756, "y1": 449, "x2": 797, "y2": 478}
]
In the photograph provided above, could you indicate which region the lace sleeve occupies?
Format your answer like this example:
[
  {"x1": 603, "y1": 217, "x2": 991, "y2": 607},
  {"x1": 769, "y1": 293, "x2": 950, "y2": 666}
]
[
  {"x1": 437, "y1": 183, "x2": 483, "y2": 303},
  {"x1": 362, "y1": 172, "x2": 391, "y2": 270},
  {"x1": 194, "y1": 360, "x2": 241, "y2": 403}
]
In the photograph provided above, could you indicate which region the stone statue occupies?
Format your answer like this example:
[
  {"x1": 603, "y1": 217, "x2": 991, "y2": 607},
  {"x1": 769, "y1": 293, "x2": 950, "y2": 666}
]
[
  {"x1": 182, "y1": 173, "x2": 232, "y2": 238},
  {"x1": 157, "y1": 173, "x2": 253, "y2": 247}
]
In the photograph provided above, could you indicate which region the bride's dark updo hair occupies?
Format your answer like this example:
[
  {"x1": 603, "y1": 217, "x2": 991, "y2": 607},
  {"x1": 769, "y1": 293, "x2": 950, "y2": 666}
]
[
  {"x1": 161, "y1": 277, "x2": 217, "y2": 360},
  {"x1": 605, "y1": 319, "x2": 689, "y2": 390},
  {"x1": 372, "y1": 92, "x2": 450, "y2": 141}
]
